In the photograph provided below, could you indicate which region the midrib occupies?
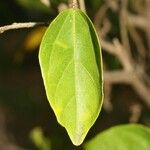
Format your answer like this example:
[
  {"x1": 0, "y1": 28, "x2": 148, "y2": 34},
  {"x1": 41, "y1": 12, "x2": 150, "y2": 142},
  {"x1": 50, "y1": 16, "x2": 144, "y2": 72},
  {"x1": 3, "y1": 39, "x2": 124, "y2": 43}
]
[{"x1": 73, "y1": 10, "x2": 80, "y2": 139}]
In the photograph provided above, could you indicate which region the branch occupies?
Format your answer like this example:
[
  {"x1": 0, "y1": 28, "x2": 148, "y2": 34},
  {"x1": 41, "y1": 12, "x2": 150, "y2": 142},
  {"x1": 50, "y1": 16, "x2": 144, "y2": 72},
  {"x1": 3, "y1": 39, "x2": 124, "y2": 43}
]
[
  {"x1": 129, "y1": 103, "x2": 142, "y2": 123},
  {"x1": 0, "y1": 22, "x2": 48, "y2": 34},
  {"x1": 145, "y1": 0, "x2": 150, "y2": 49},
  {"x1": 94, "y1": 0, "x2": 150, "y2": 110},
  {"x1": 120, "y1": 0, "x2": 131, "y2": 54},
  {"x1": 101, "y1": 38, "x2": 133, "y2": 71},
  {"x1": 97, "y1": 23, "x2": 150, "y2": 107},
  {"x1": 128, "y1": 14, "x2": 148, "y2": 29},
  {"x1": 104, "y1": 70, "x2": 150, "y2": 107},
  {"x1": 104, "y1": 71, "x2": 132, "y2": 84}
]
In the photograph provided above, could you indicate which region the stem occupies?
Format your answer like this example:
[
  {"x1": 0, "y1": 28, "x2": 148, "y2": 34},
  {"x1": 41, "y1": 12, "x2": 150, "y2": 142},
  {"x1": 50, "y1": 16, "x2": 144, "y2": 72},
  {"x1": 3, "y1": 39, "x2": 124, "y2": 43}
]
[
  {"x1": 78, "y1": 0, "x2": 86, "y2": 12},
  {"x1": 72, "y1": 0, "x2": 78, "y2": 8}
]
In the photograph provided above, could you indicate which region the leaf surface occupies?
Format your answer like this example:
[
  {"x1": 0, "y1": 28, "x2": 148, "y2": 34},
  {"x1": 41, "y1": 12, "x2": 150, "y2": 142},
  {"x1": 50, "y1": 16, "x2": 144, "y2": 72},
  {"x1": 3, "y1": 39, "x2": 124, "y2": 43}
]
[
  {"x1": 84, "y1": 124, "x2": 150, "y2": 150},
  {"x1": 39, "y1": 9, "x2": 103, "y2": 145}
]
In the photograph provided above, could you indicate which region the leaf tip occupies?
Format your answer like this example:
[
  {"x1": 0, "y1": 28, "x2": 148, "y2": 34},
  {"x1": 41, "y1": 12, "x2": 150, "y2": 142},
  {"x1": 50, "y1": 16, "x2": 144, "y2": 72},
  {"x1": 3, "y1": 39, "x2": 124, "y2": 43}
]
[
  {"x1": 70, "y1": 135, "x2": 84, "y2": 146},
  {"x1": 66, "y1": 128, "x2": 88, "y2": 146}
]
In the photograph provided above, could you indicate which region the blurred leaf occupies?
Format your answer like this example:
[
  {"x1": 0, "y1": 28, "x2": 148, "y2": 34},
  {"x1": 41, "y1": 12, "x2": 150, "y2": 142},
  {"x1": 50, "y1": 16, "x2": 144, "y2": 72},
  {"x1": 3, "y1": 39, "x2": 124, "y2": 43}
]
[
  {"x1": 30, "y1": 127, "x2": 51, "y2": 150},
  {"x1": 84, "y1": 124, "x2": 150, "y2": 150},
  {"x1": 24, "y1": 27, "x2": 47, "y2": 51},
  {"x1": 39, "y1": 9, "x2": 103, "y2": 145},
  {"x1": 16, "y1": 0, "x2": 51, "y2": 12}
]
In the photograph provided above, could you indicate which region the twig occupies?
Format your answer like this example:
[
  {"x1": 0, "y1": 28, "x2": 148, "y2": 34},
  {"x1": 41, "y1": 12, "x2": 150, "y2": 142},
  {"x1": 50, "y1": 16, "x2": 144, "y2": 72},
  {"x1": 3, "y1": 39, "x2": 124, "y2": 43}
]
[
  {"x1": 94, "y1": 4, "x2": 109, "y2": 28},
  {"x1": 104, "y1": 71, "x2": 133, "y2": 84},
  {"x1": 100, "y1": 39, "x2": 133, "y2": 71},
  {"x1": 131, "y1": 75, "x2": 150, "y2": 107},
  {"x1": 78, "y1": 0, "x2": 86, "y2": 12},
  {"x1": 128, "y1": 25, "x2": 146, "y2": 61},
  {"x1": 120, "y1": 0, "x2": 131, "y2": 54},
  {"x1": 58, "y1": 3, "x2": 68, "y2": 12},
  {"x1": 104, "y1": 70, "x2": 150, "y2": 107},
  {"x1": 100, "y1": 19, "x2": 111, "y2": 38},
  {"x1": 105, "y1": 0, "x2": 119, "y2": 11},
  {"x1": 129, "y1": 103, "x2": 142, "y2": 123},
  {"x1": 0, "y1": 22, "x2": 48, "y2": 34},
  {"x1": 128, "y1": 14, "x2": 148, "y2": 29},
  {"x1": 103, "y1": 82, "x2": 113, "y2": 112},
  {"x1": 145, "y1": 0, "x2": 150, "y2": 49},
  {"x1": 70, "y1": 0, "x2": 78, "y2": 8}
]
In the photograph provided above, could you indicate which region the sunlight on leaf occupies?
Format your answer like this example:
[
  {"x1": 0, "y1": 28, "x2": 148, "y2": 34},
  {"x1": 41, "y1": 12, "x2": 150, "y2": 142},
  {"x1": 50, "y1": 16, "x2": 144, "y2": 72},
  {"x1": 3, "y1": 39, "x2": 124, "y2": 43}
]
[{"x1": 39, "y1": 8, "x2": 103, "y2": 146}]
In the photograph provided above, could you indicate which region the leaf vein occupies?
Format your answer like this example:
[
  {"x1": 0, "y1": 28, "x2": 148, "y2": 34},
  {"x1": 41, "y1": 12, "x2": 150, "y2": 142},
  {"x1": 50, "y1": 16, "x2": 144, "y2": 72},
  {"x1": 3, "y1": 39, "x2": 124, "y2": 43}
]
[
  {"x1": 54, "y1": 58, "x2": 73, "y2": 99},
  {"x1": 79, "y1": 62, "x2": 98, "y2": 89},
  {"x1": 60, "y1": 95, "x2": 75, "y2": 118},
  {"x1": 47, "y1": 13, "x2": 70, "y2": 80}
]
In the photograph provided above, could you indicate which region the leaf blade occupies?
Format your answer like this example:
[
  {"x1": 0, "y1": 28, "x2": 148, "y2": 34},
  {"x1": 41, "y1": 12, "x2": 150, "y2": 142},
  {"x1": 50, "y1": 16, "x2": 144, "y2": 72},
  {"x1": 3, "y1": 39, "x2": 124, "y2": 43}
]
[
  {"x1": 84, "y1": 124, "x2": 150, "y2": 150},
  {"x1": 39, "y1": 9, "x2": 103, "y2": 145}
]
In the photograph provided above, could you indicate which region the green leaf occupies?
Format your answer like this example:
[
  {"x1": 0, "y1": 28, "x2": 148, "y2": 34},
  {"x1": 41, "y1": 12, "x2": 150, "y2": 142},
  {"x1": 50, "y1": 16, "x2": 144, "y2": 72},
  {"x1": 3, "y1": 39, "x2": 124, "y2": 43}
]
[
  {"x1": 16, "y1": 0, "x2": 50, "y2": 12},
  {"x1": 30, "y1": 127, "x2": 51, "y2": 150},
  {"x1": 39, "y1": 9, "x2": 103, "y2": 146},
  {"x1": 84, "y1": 124, "x2": 150, "y2": 150}
]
